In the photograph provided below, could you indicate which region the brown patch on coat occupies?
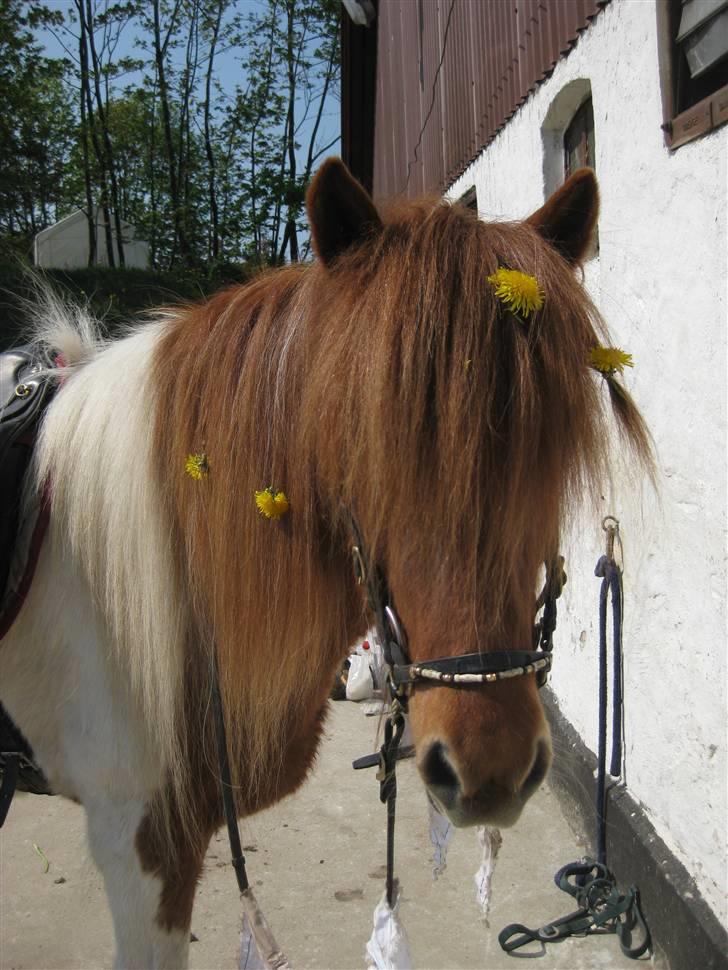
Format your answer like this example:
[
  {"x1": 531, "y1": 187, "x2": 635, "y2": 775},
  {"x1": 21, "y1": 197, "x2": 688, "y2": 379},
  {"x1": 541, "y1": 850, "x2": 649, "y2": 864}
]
[{"x1": 135, "y1": 644, "x2": 332, "y2": 932}]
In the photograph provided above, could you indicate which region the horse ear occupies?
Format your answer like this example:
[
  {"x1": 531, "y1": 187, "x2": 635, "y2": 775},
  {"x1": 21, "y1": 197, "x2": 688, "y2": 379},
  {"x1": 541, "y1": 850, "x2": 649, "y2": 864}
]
[
  {"x1": 306, "y1": 158, "x2": 383, "y2": 267},
  {"x1": 526, "y1": 168, "x2": 599, "y2": 265}
]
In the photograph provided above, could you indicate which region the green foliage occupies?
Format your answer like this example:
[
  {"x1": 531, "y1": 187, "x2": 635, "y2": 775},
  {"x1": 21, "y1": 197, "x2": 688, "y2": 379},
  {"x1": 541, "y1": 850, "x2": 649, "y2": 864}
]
[
  {"x1": 0, "y1": 0, "x2": 340, "y2": 271},
  {"x1": 0, "y1": 1, "x2": 75, "y2": 252},
  {"x1": 0, "y1": 261, "x2": 255, "y2": 349}
]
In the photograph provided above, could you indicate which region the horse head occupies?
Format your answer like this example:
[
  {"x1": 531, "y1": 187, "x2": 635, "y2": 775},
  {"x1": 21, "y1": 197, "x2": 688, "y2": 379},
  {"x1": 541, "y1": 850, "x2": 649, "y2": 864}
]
[{"x1": 303, "y1": 159, "x2": 648, "y2": 828}]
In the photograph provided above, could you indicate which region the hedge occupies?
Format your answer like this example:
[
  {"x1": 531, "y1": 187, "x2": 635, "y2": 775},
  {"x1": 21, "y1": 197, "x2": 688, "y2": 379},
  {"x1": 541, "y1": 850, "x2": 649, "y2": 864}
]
[{"x1": 0, "y1": 262, "x2": 257, "y2": 350}]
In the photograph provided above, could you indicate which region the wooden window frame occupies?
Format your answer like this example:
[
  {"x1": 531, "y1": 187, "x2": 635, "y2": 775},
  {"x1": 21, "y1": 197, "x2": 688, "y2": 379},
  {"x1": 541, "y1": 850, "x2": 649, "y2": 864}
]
[
  {"x1": 657, "y1": 0, "x2": 728, "y2": 149},
  {"x1": 563, "y1": 96, "x2": 598, "y2": 257},
  {"x1": 564, "y1": 97, "x2": 596, "y2": 177}
]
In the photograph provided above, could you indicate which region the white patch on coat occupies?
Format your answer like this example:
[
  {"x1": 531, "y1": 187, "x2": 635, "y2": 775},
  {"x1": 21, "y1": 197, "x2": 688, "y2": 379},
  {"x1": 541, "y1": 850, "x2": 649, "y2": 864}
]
[{"x1": 31, "y1": 317, "x2": 190, "y2": 791}]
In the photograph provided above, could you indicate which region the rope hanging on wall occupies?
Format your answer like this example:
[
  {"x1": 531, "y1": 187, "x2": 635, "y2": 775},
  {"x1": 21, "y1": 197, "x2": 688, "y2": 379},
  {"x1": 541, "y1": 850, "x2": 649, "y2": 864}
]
[{"x1": 498, "y1": 518, "x2": 651, "y2": 960}]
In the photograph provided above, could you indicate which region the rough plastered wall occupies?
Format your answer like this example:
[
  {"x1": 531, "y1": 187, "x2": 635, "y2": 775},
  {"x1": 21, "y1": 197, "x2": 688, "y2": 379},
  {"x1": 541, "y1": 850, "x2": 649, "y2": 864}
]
[{"x1": 447, "y1": 0, "x2": 726, "y2": 922}]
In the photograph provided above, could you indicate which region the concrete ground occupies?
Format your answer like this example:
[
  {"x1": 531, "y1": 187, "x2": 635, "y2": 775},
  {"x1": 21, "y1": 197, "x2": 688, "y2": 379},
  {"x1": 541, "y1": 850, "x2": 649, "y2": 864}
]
[{"x1": 0, "y1": 701, "x2": 662, "y2": 970}]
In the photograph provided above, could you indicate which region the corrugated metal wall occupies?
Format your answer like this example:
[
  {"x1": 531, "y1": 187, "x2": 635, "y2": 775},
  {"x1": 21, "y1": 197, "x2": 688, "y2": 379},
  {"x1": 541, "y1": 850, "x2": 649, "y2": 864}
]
[{"x1": 373, "y1": 0, "x2": 607, "y2": 200}]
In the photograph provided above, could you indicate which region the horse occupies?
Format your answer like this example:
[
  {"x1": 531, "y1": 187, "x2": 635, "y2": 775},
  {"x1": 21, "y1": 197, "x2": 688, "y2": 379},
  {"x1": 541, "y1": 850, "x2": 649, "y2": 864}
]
[{"x1": 0, "y1": 158, "x2": 650, "y2": 968}]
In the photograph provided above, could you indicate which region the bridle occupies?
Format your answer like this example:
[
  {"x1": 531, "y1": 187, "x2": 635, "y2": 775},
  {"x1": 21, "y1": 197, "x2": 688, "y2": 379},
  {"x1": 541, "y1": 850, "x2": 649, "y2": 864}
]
[
  {"x1": 349, "y1": 514, "x2": 566, "y2": 909},
  {"x1": 349, "y1": 515, "x2": 564, "y2": 708}
]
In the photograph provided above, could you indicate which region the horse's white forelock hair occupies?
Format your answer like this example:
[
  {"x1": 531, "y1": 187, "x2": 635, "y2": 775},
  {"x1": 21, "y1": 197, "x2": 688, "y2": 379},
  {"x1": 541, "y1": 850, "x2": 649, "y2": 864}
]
[{"x1": 30, "y1": 291, "x2": 190, "y2": 793}]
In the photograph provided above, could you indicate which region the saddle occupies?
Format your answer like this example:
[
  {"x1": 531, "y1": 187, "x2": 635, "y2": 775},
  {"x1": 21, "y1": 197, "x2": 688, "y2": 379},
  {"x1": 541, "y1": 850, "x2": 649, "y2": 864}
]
[{"x1": 0, "y1": 345, "x2": 58, "y2": 817}]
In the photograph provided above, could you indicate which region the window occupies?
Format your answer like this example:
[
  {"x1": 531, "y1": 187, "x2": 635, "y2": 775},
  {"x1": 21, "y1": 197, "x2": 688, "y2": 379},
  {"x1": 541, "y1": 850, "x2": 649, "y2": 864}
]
[
  {"x1": 564, "y1": 97, "x2": 598, "y2": 256},
  {"x1": 541, "y1": 78, "x2": 593, "y2": 198},
  {"x1": 564, "y1": 98, "x2": 596, "y2": 177},
  {"x1": 659, "y1": 0, "x2": 728, "y2": 148},
  {"x1": 541, "y1": 82, "x2": 598, "y2": 259}
]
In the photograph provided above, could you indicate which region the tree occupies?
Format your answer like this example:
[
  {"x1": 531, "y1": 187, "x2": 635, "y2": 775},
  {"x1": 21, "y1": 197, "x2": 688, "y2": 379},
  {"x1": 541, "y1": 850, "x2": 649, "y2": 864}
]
[
  {"x1": 0, "y1": 0, "x2": 73, "y2": 256},
  {"x1": 0, "y1": 0, "x2": 342, "y2": 269}
]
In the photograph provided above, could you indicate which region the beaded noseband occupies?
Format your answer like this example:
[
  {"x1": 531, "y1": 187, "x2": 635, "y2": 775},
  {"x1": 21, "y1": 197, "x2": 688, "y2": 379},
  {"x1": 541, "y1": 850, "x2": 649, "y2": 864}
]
[{"x1": 349, "y1": 516, "x2": 564, "y2": 707}]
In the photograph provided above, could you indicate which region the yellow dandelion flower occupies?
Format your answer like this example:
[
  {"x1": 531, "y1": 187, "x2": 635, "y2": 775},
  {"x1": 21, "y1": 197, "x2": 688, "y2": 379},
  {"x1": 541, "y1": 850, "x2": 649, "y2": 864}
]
[
  {"x1": 185, "y1": 453, "x2": 209, "y2": 480},
  {"x1": 589, "y1": 346, "x2": 634, "y2": 375},
  {"x1": 255, "y1": 487, "x2": 290, "y2": 520},
  {"x1": 487, "y1": 268, "x2": 544, "y2": 318}
]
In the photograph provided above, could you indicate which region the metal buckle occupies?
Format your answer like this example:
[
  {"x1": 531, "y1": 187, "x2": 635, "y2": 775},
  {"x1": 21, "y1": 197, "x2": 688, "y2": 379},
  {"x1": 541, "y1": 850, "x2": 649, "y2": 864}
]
[
  {"x1": 351, "y1": 545, "x2": 367, "y2": 585},
  {"x1": 384, "y1": 605, "x2": 404, "y2": 648}
]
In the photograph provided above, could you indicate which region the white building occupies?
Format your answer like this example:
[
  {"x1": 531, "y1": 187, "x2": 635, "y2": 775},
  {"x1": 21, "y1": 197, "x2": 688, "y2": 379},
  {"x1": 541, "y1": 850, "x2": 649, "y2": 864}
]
[{"x1": 34, "y1": 207, "x2": 150, "y2": 270}]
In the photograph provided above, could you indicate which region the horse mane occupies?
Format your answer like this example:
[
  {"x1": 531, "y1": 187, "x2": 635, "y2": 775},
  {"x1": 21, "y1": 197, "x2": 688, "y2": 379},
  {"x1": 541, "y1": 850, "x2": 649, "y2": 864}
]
[
  {"x1": 151, "y1": 194, "x2": 651, "y2": 805},
  {"x1": 27, "y1": 290, "x2": 195, "y2": 815}
]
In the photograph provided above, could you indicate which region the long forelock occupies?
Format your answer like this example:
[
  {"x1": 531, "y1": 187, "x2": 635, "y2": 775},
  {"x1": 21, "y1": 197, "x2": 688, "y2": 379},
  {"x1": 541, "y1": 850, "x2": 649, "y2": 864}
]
[{"x1": 302, "y1": 199, "x2": 648, "y2": 636}]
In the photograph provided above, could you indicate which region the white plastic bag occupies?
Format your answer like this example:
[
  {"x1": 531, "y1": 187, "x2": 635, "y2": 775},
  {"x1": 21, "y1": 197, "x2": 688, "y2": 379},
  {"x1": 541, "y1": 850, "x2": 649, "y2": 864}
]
[
  {"x1": 238, "y1": 888, "x2": 291, "y2": 970},
  {"x1": 365, "y1": 882, "x2": 412, "y2": 970},
  {"x1": 346, "y1": 653, "x2": 375, "y2": 700},
  {"x1": 427, "y1": 797, "x2": 454, "y2": 879},
  {"x1": 473, "y1": 825, "x2": 502, "y2": 926}
]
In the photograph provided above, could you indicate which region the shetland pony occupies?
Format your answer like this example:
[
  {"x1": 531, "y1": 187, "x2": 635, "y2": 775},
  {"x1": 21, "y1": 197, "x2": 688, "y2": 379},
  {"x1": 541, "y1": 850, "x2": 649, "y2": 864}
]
[{"x1": 0, "y1": 159, "x2": 649, "y2": 968}]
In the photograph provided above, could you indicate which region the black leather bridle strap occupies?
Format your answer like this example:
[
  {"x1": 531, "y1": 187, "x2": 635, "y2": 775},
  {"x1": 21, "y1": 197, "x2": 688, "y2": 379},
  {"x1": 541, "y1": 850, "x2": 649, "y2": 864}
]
[
  {"x1": 211, "y1": 659, "x2": 249, "y2": 893},
  {"x1": 377, "y1": 706, "x2": 406, "y2": 907}
]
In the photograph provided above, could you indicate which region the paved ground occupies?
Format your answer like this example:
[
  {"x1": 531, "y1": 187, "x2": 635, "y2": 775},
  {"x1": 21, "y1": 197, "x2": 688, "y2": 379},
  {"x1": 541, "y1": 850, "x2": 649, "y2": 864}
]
[{"x1": 0, "y1": 701, "x2": 662, "y2": 970}]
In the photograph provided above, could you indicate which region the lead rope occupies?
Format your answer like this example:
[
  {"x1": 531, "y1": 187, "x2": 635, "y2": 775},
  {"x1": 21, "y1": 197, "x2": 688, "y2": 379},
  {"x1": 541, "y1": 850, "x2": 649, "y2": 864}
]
[
  {"x1": 498, "y1": 518, "x2": 650, "y2": 960},
  {"x1": 211, "y1": 661, "x2": 291, "y2": 970},
  {"x1": 595, "y1": 516, "x2": 624, "y2": 864}
]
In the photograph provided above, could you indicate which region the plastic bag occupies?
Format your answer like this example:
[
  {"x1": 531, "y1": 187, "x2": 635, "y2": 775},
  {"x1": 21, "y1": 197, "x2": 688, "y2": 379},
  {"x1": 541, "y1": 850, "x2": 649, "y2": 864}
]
[{"x1": 346, "y1": 653, "x2": 375, "y2": 700}]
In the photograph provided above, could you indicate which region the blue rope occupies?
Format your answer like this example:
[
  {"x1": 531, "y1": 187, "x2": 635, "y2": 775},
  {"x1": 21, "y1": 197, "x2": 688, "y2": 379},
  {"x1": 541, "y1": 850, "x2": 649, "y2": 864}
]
[
  {"x1": 594, "y1": 553, "x2": 624, "y2": 864},
  {"x1": 499, "y1": 536, "x2": 651, "y2": 960}
]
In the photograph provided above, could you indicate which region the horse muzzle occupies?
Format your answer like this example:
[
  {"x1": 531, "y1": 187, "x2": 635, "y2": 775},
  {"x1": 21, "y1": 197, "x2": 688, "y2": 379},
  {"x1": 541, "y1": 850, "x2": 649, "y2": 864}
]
[{"x1": 419, "y1": 735, "x2": 552, "y2": 828}]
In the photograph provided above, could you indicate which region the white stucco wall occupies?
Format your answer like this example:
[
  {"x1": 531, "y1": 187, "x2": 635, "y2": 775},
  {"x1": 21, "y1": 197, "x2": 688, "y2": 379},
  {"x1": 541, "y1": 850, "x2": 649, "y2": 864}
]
[{"x1": 447, "y1": 0, "x2": 727, "y2": 922}]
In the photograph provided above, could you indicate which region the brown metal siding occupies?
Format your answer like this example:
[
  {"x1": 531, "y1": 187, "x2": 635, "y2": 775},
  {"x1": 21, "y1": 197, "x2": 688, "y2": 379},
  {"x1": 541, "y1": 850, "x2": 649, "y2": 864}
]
[{"x1": 372, "y1": 0, "x2": 607, "y2": 201}]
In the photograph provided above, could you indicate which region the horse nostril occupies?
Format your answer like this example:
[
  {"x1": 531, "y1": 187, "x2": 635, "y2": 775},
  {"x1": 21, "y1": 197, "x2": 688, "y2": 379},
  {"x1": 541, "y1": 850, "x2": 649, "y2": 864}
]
[
  {"x1": 421, "y1": 742, "x2": 460, "y2": 802},
  {"x1": 521, "y1": 738, "x2": 551, "y2": 797}
]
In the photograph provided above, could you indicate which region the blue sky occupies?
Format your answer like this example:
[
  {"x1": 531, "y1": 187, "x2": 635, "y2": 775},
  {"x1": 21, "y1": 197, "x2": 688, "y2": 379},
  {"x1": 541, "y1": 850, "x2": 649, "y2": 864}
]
[{"x1": 36, "y1": 0, "x2": 341, "y2": 172}]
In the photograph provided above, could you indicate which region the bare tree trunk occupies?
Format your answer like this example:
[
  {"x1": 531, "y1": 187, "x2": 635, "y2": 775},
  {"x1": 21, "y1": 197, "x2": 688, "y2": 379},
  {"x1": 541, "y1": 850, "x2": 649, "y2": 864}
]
[
  {"x1": 177, "y1": 1, "x2": 200, "y2": 255},
  {"x1": 203, "y1": 0, "x2": 224, "y2": 261},
  {"x1": 248, "y1": 1, "x2": 279, "y2": 262},
  {"x1": 152, "y1": 0, "x2": 190, "y2": 265},
  {"x1": 78, "y1": 20, "x2": 96, "y2": 266},
  {"x1": 302, "y1": 41, "x2": 338, "y2": 184},
  {"x1": 282, "y1": 0, "x2": 298, "y2": 262},
  {"x1": 75, "y1": 0, "x2": 114, "y2": 266},
  {"x1": 148, "y1": 80, "x2": 158, "y2": 269},
  {"x1": 83, "y1": 0, "x2": 126, "y2": 267}
]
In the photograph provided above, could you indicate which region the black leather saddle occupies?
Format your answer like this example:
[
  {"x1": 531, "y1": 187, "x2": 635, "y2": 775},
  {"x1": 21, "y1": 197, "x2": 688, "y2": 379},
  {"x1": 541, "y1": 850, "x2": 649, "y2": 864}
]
[
  {"x1": 0, "y1": 345, "x2": 58, "y2": 816},
  {"x1": 0, "y1": 346, "x2": 56, "y2": 603}
]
